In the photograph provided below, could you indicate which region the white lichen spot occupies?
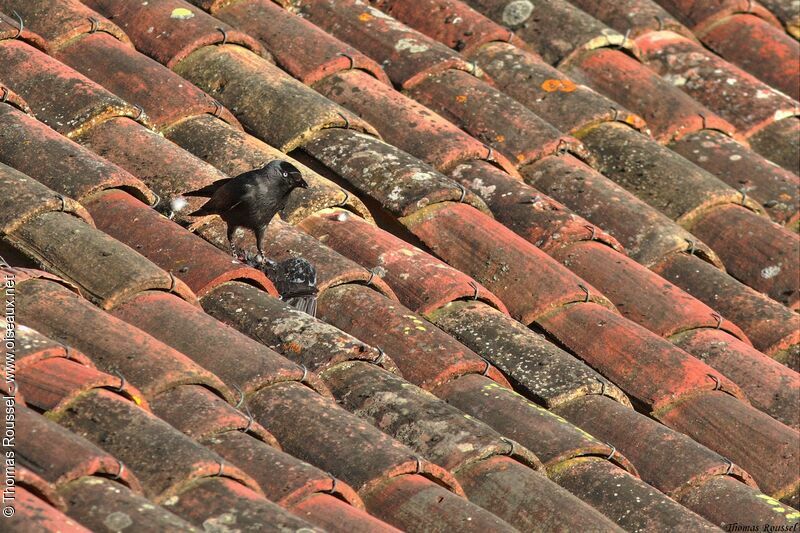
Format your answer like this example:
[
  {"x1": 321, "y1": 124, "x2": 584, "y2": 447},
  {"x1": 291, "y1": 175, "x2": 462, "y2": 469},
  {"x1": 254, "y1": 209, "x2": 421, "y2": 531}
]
[
  {"x1": 469, "y1": 177, "x2": 497, "y2": 200},
  {"x1": 729, "y1": 154, "x2": 742, "y2": 161},
  {"x1": 202, "y1": 512, "x2": 238, "y2": 532},
  {"x1": 395, "y1": 38, "x2": 430, "y2": 54},
  {"x1": 502, "y1": 0, "x2": 534, "y2": 27},
  {"x1": 665, "y1": 74, "x2": 687, "y2": 87},
  {"x1": 725, "y1": 78, "x2": 737, "y2": 85},
  {"x1": 761, "y1": 265, "x2": 781, "y2": 279},
  {"x1": 104, "y1": 512, "x2": 133, "y2": 531}
]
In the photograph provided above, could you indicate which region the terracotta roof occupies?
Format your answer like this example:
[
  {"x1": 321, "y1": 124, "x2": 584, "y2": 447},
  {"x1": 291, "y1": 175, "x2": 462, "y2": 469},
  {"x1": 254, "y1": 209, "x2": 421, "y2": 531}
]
[{"x1": 0, "y1": 0, "x2": 798, "y2": 530}]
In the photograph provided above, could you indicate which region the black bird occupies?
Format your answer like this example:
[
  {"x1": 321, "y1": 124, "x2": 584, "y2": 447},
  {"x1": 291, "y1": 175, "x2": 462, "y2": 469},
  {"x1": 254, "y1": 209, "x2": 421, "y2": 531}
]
[
  {"x1": 266, "y1": 257, "x2": 319, "y2": 317},
  {"x1": 188, "y1": 160, "x2": 308, "y2": 261}
]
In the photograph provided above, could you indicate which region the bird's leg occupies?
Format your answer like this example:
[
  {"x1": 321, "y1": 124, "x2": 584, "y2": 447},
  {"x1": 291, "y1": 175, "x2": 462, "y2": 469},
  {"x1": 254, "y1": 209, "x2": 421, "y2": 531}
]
[
  {"x1": 254, "y1": 225, "x2": 267, "y2": 265},
  {"x1": 253, "y1": 226, "x2": 277, "y2": 270},
  {"x1": 227, "y1": 225, "x2": 245, "y2": 261}
]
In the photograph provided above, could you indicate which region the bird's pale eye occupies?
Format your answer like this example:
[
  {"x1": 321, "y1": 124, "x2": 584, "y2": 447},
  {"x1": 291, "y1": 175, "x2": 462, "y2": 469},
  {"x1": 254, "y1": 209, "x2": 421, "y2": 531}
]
[{"x1": 283, "y1": 172, "x2": 288, "y2": 177}]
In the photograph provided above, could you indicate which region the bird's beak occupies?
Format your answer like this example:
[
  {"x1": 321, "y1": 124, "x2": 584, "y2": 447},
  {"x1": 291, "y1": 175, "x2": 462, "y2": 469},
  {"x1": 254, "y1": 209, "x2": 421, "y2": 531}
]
[{"x1": 299, "y1": 178, "x2": 310, "y2": 189}]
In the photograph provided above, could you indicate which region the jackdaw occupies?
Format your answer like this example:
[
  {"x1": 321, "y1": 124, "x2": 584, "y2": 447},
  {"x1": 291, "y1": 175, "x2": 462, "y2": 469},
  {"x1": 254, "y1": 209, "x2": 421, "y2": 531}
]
[{"x1": 187, "y1": 160, "x2": 308, "y2": 262}]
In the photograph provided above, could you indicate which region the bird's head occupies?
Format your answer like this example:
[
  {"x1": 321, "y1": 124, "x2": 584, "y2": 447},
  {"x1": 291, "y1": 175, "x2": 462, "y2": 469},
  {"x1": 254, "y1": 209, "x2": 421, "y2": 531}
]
[{"x1": 267, "y1": 160, "x2": 309, "y2": 190}]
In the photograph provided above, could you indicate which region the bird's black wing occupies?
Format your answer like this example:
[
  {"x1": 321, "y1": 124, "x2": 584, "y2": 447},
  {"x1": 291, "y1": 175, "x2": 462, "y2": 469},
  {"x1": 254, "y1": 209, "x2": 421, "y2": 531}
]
[
  {"x1": 189, "y1": 177, "x2": 255, "y2": 216},
  {"x1": 183, "y1": 177, "x2": 232, "y2": 198}
]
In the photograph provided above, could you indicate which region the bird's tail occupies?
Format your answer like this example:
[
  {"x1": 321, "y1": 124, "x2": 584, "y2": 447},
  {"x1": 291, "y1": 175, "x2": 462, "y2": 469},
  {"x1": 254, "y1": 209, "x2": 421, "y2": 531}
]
[
  {"x1": 183, "y1": 178, "x2": 231, "y2": 198},
  {"x1": 283, "y1": 295, "x2": 318, "y2": 317},
  {"x1": 188, "y1": 204, "x2": 212, "y2": 217}
]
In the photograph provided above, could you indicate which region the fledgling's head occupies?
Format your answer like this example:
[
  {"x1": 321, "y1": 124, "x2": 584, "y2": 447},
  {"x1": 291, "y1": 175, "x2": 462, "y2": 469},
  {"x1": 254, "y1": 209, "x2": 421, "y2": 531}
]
[{"x1": 266, "y1": 160, "x2": 308, "y2": 190}]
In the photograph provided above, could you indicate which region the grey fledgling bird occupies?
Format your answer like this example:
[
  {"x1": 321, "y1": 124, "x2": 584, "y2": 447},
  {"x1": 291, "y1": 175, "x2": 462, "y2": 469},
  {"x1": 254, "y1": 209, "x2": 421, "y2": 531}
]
[
  {"x1": 266, "y1": 257, "x2": 318, "y2": 317},
  {"x1": 188, "y1": 160, "x2": 308, "y2": 261}
]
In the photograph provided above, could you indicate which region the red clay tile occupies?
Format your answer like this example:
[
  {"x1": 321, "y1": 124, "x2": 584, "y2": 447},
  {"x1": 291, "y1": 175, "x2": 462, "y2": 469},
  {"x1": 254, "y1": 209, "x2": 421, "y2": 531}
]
[
  {"x1": 428, "y1": 300, "x2": 630, "y2": 408},
  {"x1": 578, "y1": 122, "x2": 764, "y2": 225},
  {"x1": 110, "y1": 290, "x2": 323, "y2": 397},
  {"x1": 58, "y1": 477, "x2": 199, "y2": 533},
  {"x1": 0, "y1": 40, "x2": 151, "y2": 138},
  {"x1": 57, "y1": 389, "x2": 260, "y2": 501},
  {"x1": 314, "y1": 70, "x2": 517, "y2": 175},
  {"x1": 248, "y1": 380, "x2": 462, "y2": 496},
  {"x1": 75, "y1": 117, "x2": 233, "y2": 202},
  {"x1": 248, "y1": 219, "x2": 396, "y2": 298},
  {"x1": 149, "y1": 384, "x2": 277, "y2": 446},
  {"x1": 759, "y1": 0, "x2": 800, "y2": 37},
  {"x1": 371, "y1": 0, "x2": 514, "y2": 55},
  {"x1": 566, "y1": 48, "x2": 735, "y2": 142},
  {"x1": 17, "y1": 278, "x2": 229, "y2": 401},
  {"x1": 83, "y1": 0, "x2": 265, "y2": 68},
  {"x1": 12, "y1": 487, "x2": 90, "y2": 533},
  {"x1": 552, "y1": 240, "x2": 748, "y2": 340},
  {"x1": 211, "y1": 0, "x2": 390, "y2": 86},
  {"x1": 636, "y1": 31, "x2": 799, "y2": 138},
  {"x1": 450, "y1": 160, "x2": 623, "y2": 254},
  {"x1": 294, "y1": 0, "x2": 475, "y2": 88},
  {"x1": 553, "y1": 394, "x2": 758, "y2": 497},
  {"x1": 323, "y1": 365, "x2": 640, "y2": 531},
  {"x1": 537, "y1": 303, "x2": 744, "y2": 411},
  {"x1": 16, "y1": 326, "x2": 93, "y2": 369},
  {"x1": 299, "y1": 209, "x2": 507, "y2": 315},
  {"x1": 401, "y1": 202, "x2": 614, "y2": 324},
  {"x1": 163, "y1": 115, "x2": 373, "y2": 223},
  {"x1": 652, "y1": 252, "x2": 800, "y2": 366},
  {"x1": 161, "y1": 477, "x2": 322, "y2": 532},
  {"x1": 700, "y1": 14, "x2": 800, "y2": 101},
  {"x1": 366, "y1": 473, "x2": 516, "y2": 532},
  {"x1": 653, "y1": 0, "x2": 781, "y2": 34},
  {"x1": 657, "y1": 391, "x2": 800, "y2": 505},
  {"x1": 436, "y1": 374, "x2": 637, "y2": 472},
  {"x1": 456, "y1": 455, "x2": 624, "y2": 531},
  {"x1": 677, "y1": 475, "x2": 800, "y2": 529},
  {"x1": 552, "y1": 457, "x2": 717, "y2": 531},
  {"x1": 749, "y1": 117, "x2": 800, "y2": 176},
  {"x1": 173, "y1": 44, "x2": 377, "y2": 151},
  {"x1": 0, "y1": 0, "x2": 130, "y2": 51},
  {"x1": 16, "y1": 404, "x2": 142, "y2": 493},
  {"x1": 0, "y1": 85, "x2": 30, "y2": 114},
  {"x1": 86, "y1": 190, "x2": 277, "y2": 297},
  {"x1": 524, "y1": 154, "x2": 720, "y2": 267},
  {"x1": 290, "y1": 492, "x2": 401, "y2": 533},
  {"x1": 204, "y1": 430, "x2": 364, "y2": 509},
  {"x1": 17, "y1": 357, "x2": 147, "y2": 415},
  {"x1": 671, "y1": 328, "x2": 800, "y2": 429},
  {"x1": 407, "y1": 69, "x2": 585, "y2": 166},
  {"x1": 12, "y1": 465, "x2": 62, "y2": 511},
  {"x1": 0, "y1": 106, "x2": 154, "y2": 205},
  {"x1": 302, "y1": 129, "x2": 490, "y2": 216},
  {"x1": 0, "y1": 163, "x2": 93, "y2": 236},
  {"x1": 669, "y1": 130, "x2": 800, "y2": 228},
  {"x1": 323, "y1": 361, "x2": 540, "y2": 470},
  {"x1": 318, "y1": 284, "x2": 511, "y2": 390},
  {"x1": 461, "y1": 0, "x2": 635, "y2": 65},
  {"x1": 12, "y1": 211, "x2": 197, "y2": 309},
  {"x1": 568, "y1": 0, "x2": 695, "y2": 39},
  {"x1": 689, "y1": 204, "x2": 799, "y2": 308},
  {"x1": 469, "y1": 42, "x2": 647, "y2": 136},
  {"x1": 56, "y1": 32, "x2": 241, "y2": 130},
  {"x1": 0, "y1": 11, "x2": 48, "y2": 53},
  {"x1": 202, "y1": 281, "x2": 400, "y2": 376},
  {"x1": 1, "y1": 266, "x2": 80, "y2": 295}
]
